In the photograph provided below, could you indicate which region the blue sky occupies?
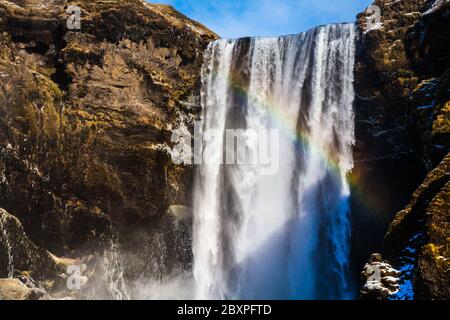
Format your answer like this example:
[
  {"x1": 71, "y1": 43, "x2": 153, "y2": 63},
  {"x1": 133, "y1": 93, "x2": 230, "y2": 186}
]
[{"x1": 150, "y1": 0, "x2": 373, "y2": 38}]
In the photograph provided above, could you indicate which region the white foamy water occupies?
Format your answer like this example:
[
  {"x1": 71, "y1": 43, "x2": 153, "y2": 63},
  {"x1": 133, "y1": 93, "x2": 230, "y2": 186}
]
[{"x1": 193, "y1": 24, "x2": 356, "y2": 300}]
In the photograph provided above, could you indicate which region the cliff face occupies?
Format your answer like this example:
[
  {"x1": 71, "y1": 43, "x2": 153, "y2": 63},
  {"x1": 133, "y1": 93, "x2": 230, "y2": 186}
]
[
  {"x1": 354, "y1": 0, "x2": 450, "y2": 300},
  {"x1": 385, "y1": 154, "x2": 449, "y2": 299},
  {"x1": 0, "y1": 0, "x2": 216, "y2": 298},
  {"x1": 351, "y1": 0, "x2": 430, "y2": 283}
]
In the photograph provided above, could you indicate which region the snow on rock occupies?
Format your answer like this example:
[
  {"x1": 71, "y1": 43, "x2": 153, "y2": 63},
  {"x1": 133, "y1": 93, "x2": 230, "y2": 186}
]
[
  {"x1": 423, "y1": 0, "x2": 450, "y2": 16},
  {"x1": 360, "y1": 253, "x2": 401, "y2": 300},
  {"x1": 364, "y1": 22, "x2": 384, "y2": 34}
]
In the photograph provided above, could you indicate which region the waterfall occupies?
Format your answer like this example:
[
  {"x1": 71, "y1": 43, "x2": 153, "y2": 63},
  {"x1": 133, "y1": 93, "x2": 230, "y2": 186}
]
[
  {"x1": 193, "y1": 23, "x2": 356, "y2": 300},
  {"x1": 101, "y1": 242, "x2": 130, "y2": 300}
]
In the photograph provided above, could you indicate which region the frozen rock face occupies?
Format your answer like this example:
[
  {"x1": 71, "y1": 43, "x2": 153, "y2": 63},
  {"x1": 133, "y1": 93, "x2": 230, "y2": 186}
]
[
  {"x1": 351, "y1": 0, "x2": 431, "y2": 282},
  {"x1": 0, "y1": 0, "x2": 217, "y2": 297},
  {"x1": 385, "y1": 154, "x2": 450, "y2": 300},
  {"x1": 0, "y1": 0, "x2": 447, "y2": 300},
  {"x1": 361, "y1": 154, "x2": 449, "y2": 300},
  {"x1": 405, "y1": 0, "x2": 450, "y2": 164},
  {"x1": 352, "y1": 0, "x2": 450, "y2": 298}
]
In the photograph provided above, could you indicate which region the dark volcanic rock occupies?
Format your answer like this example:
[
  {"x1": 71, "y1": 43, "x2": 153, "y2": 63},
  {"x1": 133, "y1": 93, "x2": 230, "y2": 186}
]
[
  {"x1": 0, "y1": 208, "x2": 61, "y2": 279},
  {"x1": 351, "y1": 0, "x2": 430, "y2": 287},
  {"x1": 384, "y1": 153, "x2": 450, "y2": 300},
  {"x1": 405, "y1": 1, "x2": 450, "y2": 165},
  {"x1": 0, "y1": 0, "x2": 217, "y2": 294},
  {"x1": 405, "y1": 0, "x2": 450, "y2": 77},
  {"x1": 0, "y1": 0, "x2": 448, "y2": 301},
  {"x1": 352, "y1": 0, "x2": 450, "y2": 298}
]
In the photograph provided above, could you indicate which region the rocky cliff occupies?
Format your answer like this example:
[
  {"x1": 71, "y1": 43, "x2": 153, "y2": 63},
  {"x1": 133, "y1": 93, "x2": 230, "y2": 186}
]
[
  {"x1": 0, "y1": 0, "x2": 216, "y2": 299},
  {"x1": 354, "y1": 0, "x2": 449, "y2": 300}
]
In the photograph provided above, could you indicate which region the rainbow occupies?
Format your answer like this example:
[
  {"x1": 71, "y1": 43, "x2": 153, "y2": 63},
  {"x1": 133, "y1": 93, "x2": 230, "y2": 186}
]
[{"x1": 206, "y1": 66, "x2": 380, "y2": 216}]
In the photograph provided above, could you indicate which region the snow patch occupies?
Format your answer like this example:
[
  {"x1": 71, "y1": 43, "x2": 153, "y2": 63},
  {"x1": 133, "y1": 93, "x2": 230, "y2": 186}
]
[
  {"x1": 364, "y1": 22, "x2": 384, "y2": 34},
  {"x1": 423, "y1": 0, "x2": 449, "y2": 16},
  {"x1": 385, "y1": 0, "x2": 402, "y2": 5}
]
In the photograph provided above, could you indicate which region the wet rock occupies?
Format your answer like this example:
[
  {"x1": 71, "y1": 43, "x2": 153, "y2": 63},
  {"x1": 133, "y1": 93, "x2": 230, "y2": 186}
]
[
  {"x1": 361, "y1": 153, "x2": 449, "y2": 300},
  {"x1": 0, "y1": 0, "x2": 217, "y2": 288},
  {"x1": 0, "y1": 207, "x2": 92, "y2": 299},
  {"x1": 120, "y1": 205, "x2": 193, "y2": 283},
  {"x1": 0, "y1": 208, "x2": 60, "y2": 279},
  {"x1": 0, "y1": 278, "x2": 49, "y2": 300},
  {"x1": 385, "y1": 153, "x2": 450, "y2": 299},
  {"x1": 165, "y1": 205, "x2": 193, "y2": 235}
]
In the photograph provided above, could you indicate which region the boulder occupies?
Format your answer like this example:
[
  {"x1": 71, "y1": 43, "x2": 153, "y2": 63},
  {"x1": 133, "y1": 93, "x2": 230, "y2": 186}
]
[
  {"x1": 0, "y1": 278, "x2": 49, "y2": 300},
  {"x1": 0, "y1": 208, "x2": 60, "y2": 279}
]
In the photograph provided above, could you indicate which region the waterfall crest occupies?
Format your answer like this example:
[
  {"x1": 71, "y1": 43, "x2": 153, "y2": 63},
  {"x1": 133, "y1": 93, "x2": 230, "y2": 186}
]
[{"x1": 193, "y1": 23, "x2": 356, "y2": 299}]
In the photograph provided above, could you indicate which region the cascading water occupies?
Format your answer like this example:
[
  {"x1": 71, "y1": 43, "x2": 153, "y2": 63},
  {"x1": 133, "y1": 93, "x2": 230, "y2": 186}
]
[
  {"x1": 193, "y1": 23, "x2": 356, "y2": 300},
  {"x1": 101, "y1": 242, "x2": 130, "y2": 300}
]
